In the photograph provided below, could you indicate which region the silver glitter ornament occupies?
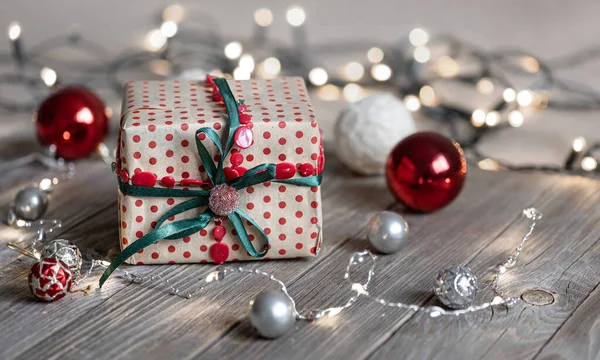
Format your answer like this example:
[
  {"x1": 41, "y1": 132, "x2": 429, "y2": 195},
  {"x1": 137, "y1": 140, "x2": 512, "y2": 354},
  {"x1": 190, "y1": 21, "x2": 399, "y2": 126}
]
[
  {"x1": 249, "y1": 290, "x2": 295, "y2": 339},
  {"x1": 41, "y1": 239, "x2": 83, "y2": 279},
  {"x1": 433, "y1": 265, "x2": 478, "y2": 309},
  {"x1": 13, "y1": 186, "x2": 48, "y2": 221},
  {"x1": 367, "y1": 211, "x2": 409, "y2": 254}
]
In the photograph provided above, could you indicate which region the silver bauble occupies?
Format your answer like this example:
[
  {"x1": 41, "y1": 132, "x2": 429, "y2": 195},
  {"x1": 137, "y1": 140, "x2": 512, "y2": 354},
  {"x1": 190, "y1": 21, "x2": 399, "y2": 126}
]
[
  {"x1": 367, "y1": 211, "x2": 409, "y2": 254},
  {"x1": 13, "y1": 186, "x2": 48, "y2": 221},
  {"x1": 41, "y1": 239, "x2": 83, "y2": 279},
  {"x1": 433, "y1": 265, "x2": 478, "y2": 309},
  {"x1": 249, "y1": 291, "x2": 295, "y2": 339},
  {"x1": 334, "y1": 93, "x2": 416, "y2": 175}
]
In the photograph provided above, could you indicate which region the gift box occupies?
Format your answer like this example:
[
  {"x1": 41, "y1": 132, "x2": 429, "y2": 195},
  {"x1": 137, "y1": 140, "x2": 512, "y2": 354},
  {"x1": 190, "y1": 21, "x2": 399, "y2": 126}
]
[{"x1": 113, "y1": 77, "x2": 324, "y2": 266}]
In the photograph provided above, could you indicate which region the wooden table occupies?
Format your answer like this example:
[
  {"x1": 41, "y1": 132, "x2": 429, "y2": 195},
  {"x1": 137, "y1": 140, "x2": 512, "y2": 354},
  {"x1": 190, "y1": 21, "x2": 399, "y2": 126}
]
[{"x1": 0, "y1": 109, "x2": 599, "y2": 360}]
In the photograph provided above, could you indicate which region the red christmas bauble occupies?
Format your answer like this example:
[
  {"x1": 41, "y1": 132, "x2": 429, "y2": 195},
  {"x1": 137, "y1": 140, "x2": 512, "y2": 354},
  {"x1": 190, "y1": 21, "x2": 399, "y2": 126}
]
[
  {"x1": 386, "y1": 132, "x2": 466, "y2": 212},
  {"x1": 35, "y1": 87, "x2": 108, "y2": 159},
  {"x1": 28, "y1": 258, "x2": 73, "y2": 302}
]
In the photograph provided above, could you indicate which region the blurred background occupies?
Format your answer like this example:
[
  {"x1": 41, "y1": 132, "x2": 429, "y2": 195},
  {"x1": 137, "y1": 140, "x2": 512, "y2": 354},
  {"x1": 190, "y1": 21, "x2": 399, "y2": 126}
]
[{"x1": 0, "y1": 0, "x2": 599, "y2": 170}]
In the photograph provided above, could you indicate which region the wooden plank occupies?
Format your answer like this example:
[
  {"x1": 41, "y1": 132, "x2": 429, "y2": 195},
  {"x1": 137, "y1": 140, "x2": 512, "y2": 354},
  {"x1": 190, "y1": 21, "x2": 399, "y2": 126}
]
[{"x1": 2, "y1": 154, "x2": 395, "y2": 359}]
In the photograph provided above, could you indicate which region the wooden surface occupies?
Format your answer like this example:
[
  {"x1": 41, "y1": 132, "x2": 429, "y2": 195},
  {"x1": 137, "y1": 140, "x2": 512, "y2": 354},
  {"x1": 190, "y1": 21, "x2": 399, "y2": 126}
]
[{"x1": 0, "y1": 123, "x2": 599, "y2": 359}]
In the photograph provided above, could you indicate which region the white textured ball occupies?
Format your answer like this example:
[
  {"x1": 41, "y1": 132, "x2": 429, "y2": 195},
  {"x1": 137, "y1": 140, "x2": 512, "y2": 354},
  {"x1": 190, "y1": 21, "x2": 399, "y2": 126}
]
[{"x1": 334, "y1": 93, "x2": 416, "y2": 175}]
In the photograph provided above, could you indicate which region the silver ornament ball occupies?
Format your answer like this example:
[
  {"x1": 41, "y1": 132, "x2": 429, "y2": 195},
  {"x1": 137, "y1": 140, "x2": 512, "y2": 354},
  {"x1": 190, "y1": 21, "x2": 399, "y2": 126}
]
[
  {"x1": 249, "y1": 290, "x2": 295, "y2": 339},
  {"x1": 41, "y1": 239, "x2": 83, "y2": 279},
  {"x1": 13, "y1": 186, "x2": 48, "y2": 221},
  {"x1": 367, "y1": 211, "x2": 409, "y2": 254},
  {"x1": 433, "y1": 265, "x2": 478, "y2": 309}
]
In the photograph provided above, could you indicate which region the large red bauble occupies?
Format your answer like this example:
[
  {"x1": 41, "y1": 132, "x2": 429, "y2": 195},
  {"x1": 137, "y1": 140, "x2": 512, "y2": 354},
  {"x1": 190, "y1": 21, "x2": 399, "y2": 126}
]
[
  {"x1": 386, "y1": 132, "x2": 466, "y2": 212},
  {"x1": 35, "y1": 87, "x2": 108, "y2": 159},
  {"x1": 28, "y1": 258, "x2": 73, "y2": 302}
]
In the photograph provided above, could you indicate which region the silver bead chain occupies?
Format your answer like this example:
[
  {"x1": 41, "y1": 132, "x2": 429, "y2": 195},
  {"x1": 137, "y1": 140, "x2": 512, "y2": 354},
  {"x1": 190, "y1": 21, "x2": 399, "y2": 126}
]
[{"x1": 113, "y1": 207, "x2": 542, "y2": 320}]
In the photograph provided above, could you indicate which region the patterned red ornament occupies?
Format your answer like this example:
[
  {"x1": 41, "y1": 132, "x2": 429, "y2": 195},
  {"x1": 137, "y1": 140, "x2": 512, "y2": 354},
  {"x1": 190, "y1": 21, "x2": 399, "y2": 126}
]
[
  {"x1": 208, "y1": 184, "x2": 240, "y2": 216},
  {"x1": 386, "y1": 132, "x2": 466, "y2": 212},
  {"x1": 28, "y1": 258, "x2": 73, "y2": 302},
  {"x1": 35, "y1": 86, "x2": 108, "y2": 160}
]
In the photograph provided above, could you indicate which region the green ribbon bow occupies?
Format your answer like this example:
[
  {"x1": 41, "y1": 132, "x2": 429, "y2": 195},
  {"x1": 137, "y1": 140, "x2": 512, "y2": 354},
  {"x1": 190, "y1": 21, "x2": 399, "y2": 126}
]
[{"x1": 99, "y1": 78, "x2": 322, "y2": 288}]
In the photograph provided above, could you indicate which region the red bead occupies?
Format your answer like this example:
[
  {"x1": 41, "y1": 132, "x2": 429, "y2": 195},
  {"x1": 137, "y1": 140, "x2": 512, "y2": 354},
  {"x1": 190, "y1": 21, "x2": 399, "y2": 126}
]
[
  {"x1": 35, "y1": 87, "x2": 108, "y2": 159},
  {"x1": 180, "y1": 179, "x2": 206, "y2": 187},
  {"x1": 237, "y1": 103, "x2": 247, "y2": 114},
  {"x1": 119, "y1": 169, "x2": 130, "y2": 183},
  {"x1": 160, "y1": 176, "x2": 176, "y2": 188},
  {"x1": 213, "y1": 225, "x2": 226, "y2": 241},
  {"x1": 205, "y1": 74, "x2": 216, "y2": 86},
  {"x1": 386, "y1": 132, "x2": 466, "y2": 212},
  {"x1": 28, "y1": 258, "x2": 73, "y2": 302},
  {"x1": 299, "y1": 163, "x2": 315, "y2": 177},
  {"x1": 230, "y1": 152, "x2": 244, "y2": 166},
  {"x1": 212, "y1": 88, "x2": 223, "y2": 102},
  {"x1": 239, "y1": 113, "x2": 252, "y2": 124},
  {"x1": 317, "y1": 141, "x2": 325, "y2": 174},
  {"x1": 275, "y1": 162, "x2": 296, "y2": 179},
  {"x1": 209, "y1": 242, "x2": 229, "y2": 264},
  {"x1": 132, "y1": 172, "x2": 157, "y2": 187},
  {"x1": 224, "y1": 167, "x2": 240, "y2": 182},
  {"x1": 236, "y1": 166, "x2": 247, "y2": 176},
  {"x1": 234, "y1": 127, "x2": 253, "y2": 149}
]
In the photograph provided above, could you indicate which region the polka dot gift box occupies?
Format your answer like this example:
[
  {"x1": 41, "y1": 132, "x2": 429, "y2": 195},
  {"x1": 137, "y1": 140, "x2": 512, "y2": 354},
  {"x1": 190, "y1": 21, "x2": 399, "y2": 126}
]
[{"x1": 105, "y1": 77, "x2": 324, "y2": 276}]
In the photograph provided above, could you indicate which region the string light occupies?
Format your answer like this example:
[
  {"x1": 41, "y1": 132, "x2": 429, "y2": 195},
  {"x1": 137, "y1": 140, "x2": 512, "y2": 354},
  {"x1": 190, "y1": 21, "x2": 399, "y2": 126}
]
[
  {"x1": 413, "y1": 46, "x2": 431, "y2": 63},
  {"x1": 367, "y1": 47, "x2": 384, "y2": 63},
  {"x1": 316, "y1": 84, "x2": 341, "y2": 101},
  {"x1": 485, "y1": 111, "x2": 499, "y2": 126},
  {"x1": 8, "y1": 22, "x2": 21, "y2": 40},
  {"x1": 342, "y1": 83, "x2": 362, "y2": 102},
  {"x1": 521, "y1": 56, "x2": 540, "y2": 73},
  {"x1": 233, "y1": 67, "x2": 251, "y2": 80},
  {"x1": 581, "y1": 157, "x2": 598, "y2": 171},
  {"x1": 503, "y1": 88, "x2": 517, "y2": 102},
  {"x1": 572, "y1": 137, "x2": 586, "y2": 152},
  {"x1": 224, "y1": 41, "x2": 242, "y2": 60},
  {"x1": 371, "y1": 64, "x2": 392, "y2": 81},
  {"x1": 254, "y1": 8, "x2": 273, "y2": 27},
  {"x1": 478, "y1": 158, "x2": 502, "y2": 171},
  {"x1": 40, "y1": 67, "x2": 57, "y2": 87},
  {"x1": 471, "y1": 109, "x2": 486, "y2": 127},
  {"x1": 436, "y1": 56, "x2": 459, "y2": 78},
  {"x1": 160, "y1": 21, "x2": 178, "y2": 38},
  {"x1": 286, "y1": 7, "x2": 306, "y2": 27},
  {"x1": 419, "y1": 85, "x2": 438, "y2": 106},
  {"x1": 308, "y1": 67, "x2": 328, "y2": 86},
  {"x1": 403, "y1": 95, "x2": 421, "y2": 112},
  {"x1": 476, "y1": 77, "x2": 494, "y2": 95},
  {"x1": 344, "y1": 62, "x2": 364, "y2": 81},
  {"x1": 261, "y1": 57, "x2": 281, "y2": 78},
  {"x1": 162, "y1": 4, "x2": 185, "y2": 23},
  {"x1": 508, "y1": 110, "x2": 524, "y2": 127},
  {"x1": 517, "y1": 90, "x2": 533, "y2": 107},
  {"x1": 238, "y1": 54, "x2": 255, "y2": 73},
  {"x1": 145, "y1": 29, "x2": 167, "y2": 51},
  {"x1": 409, "y1": 28, "x2": 429, "y2": 47}
]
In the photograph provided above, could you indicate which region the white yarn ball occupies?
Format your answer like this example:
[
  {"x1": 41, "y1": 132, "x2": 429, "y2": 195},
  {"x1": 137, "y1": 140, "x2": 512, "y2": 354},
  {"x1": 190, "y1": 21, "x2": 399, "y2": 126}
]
[{"x1": 334, "y1": 93, "x2": 416, "y2": 175}]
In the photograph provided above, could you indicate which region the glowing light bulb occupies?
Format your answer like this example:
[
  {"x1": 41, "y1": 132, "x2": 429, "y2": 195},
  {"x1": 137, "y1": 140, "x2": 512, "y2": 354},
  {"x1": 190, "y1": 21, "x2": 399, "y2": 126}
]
[
  {"x1": 367, "y1": 47, "x2": 384, "y2": 63},
  {"x1": 8, "y1": 22, "x2": 21, "y2": 40},
  {"x1": 437, "y1": 56, "x2": 459, "y2": 78},
  {"x1": 160, "y1": 21, "x2": 178, "y2": 38},
  {"x1": 262, "y1": 57, "x2": 281, "y2": 77},
  {"x1": 413, "y1": 46, "x2": 431, "y2": 63},
  {"x1": 343, "y1": 83, "x2": 362, "y2": 102},
  {"x1": 233, "y1": 67, "x2": 251, "y2": 80},
  {"x1": 286, "y1": 6, "x2": 306, "y2": 27},
  {"x1": 239, "y1": 54, "x2": 255, "y2": 72},
  {"x1": 572, "y1": 137, "x2": 586, "y2": 152},
  {"x1": 40, "y1": 67, "x2": 57, "y2": 87},
  {"x1": 476, "y1": 77, "x2": 494, "y2": 95},
  {"x1": 508, "y1": 110, "x2": 524, "y2": 127},
  {"x1": 485, "y1": 111, "x2": 499, "y2": 126},
  {"x1": 403, "y1": 95, "x2": 421, "y2": 112},
  {"x1": 344, "y1": 62, "x2": 364, "y2": 81},
  {"x1": 471, "y1": 109, "x2": 486, "y2": 127},
  {"x1": 224, "y1": 41, "x2": 242, "y2": 60},
  {"x1": 503, "y1": 88, "x2": 517, "y2": 102},
  {"x1": 521, "y1": 56, "x2": 540, "y2": 73},
  {"x1": 581, "y1": 156, "x2": 598, "y2": 171},
  {"x1": 409, "y1": 28, "x2": 429, "y2": 47},
  {"x1": 478, "y1": 158, "x2": 501, "y2": 170},
  {"x1": 163, "y1": 4, "x2": 185, "y2": 23},
  {"x1": 517, "y1": 90, "x2": 533, "y2": 107},
  {"x1": 308, "y1": 67, "x2": 328, "y2": 86},
  {"x1": 419, "y1": 85, "x2": 438, "y2": 106},
  {"x1": 254, "y1": 8, "x2": 273, "y2": 27},
  {"x1": 145, "y1": 29, "x2": 167, "y2": 51},
  {"x1": 371, "y1": 64, "x2": 392, "y2": 81},
  {"x1": 39, "y1": 178, "x2": 52, "y2": 191},
  {"x1": 317, "y1": 84, "x2": 341, "y2": 101}
]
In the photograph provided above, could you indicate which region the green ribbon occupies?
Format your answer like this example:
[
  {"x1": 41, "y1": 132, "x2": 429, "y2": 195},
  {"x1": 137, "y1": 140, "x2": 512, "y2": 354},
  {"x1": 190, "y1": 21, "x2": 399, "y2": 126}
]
[{"x1": 100, "y1": 78, "x2": 322, "y2": 287}]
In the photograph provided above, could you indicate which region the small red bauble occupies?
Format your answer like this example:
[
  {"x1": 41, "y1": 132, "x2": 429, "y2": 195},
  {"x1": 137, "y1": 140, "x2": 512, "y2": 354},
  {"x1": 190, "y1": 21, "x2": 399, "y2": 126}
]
[
  {"x1": 213, "y1": 225, "x2": 226, "y2": 241},
  {"x1": 28, "y1": 258, "x2": 73, "y2": 302},
  {"x1": 132, "y1": 171, "x2": 157, "y2": 187},
  {"x1": 210, "y1": 242, "x2": 229, "y2": 264},
  {"x1": 275, "y1": 162, "x2": 296, "y2": 179},
  {"x1": 234, "y1": 127, "x2": 253, "y2": 149},
  {"x1": 386, "y1": 132, "x2": 466, "y2": 212},
  {"x1": 35, "y1": 87, "x2": 108, "y2": 160}
]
